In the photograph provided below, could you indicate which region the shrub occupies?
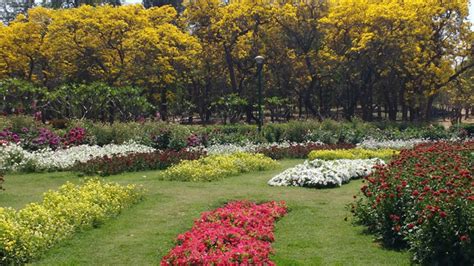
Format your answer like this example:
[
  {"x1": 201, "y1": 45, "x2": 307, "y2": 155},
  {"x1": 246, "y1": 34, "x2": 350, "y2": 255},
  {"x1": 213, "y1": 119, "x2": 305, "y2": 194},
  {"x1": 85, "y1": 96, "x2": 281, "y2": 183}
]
[
  {"x1": 160, "y1": 153, "x2": 279, "y2": 182},
  {"x1": 0, "y1": 179, "x2": 143, "y2": 264},
  {"x1": 351, "y1": 142, "x2": 474, "y2": 264},
  {"x1": 308, "y1": 148, "x2": 399, "y2": 161},
  {"x1": 63, "y1": 127, "x2": 87, "y2": 146},
  {"x1": 73, "y1": 149, "x2": 206, "y2": 176},
  {"x1": 161, "y1": 201, "x2": 287, "y2": 265}
]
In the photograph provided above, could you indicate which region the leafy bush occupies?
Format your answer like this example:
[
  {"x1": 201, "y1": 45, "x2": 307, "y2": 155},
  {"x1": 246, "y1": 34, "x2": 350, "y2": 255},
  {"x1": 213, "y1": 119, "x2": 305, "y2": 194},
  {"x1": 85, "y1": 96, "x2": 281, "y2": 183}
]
[
  {"x1": 0, "y1": 116, "x2": 465, "y2": 148},
  {"x1": 161, "y1": 201, "x2": 287, "y2": 265},
  {"x1": 160, "y1": 153, "x2": 278, "y2": 182},
  {"x1": 0, "y1": 179, "x2": 143, "y2": 264},
  {"x1": 351, "y1": 142, "x2": 474, "y2": 264},
  {"x1": 73, "y1": 149, "x2": 205, "y2": 176},
  {"x1": 308, "y1": 148, "x2": 399, "y2": 161}
]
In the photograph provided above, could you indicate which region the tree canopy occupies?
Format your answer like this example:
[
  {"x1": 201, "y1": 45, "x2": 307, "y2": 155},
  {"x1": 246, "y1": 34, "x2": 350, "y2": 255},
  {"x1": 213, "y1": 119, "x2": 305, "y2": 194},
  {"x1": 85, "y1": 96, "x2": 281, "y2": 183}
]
[{"x1": 0, "y1": 0, "x2": 472, "y2": 122}]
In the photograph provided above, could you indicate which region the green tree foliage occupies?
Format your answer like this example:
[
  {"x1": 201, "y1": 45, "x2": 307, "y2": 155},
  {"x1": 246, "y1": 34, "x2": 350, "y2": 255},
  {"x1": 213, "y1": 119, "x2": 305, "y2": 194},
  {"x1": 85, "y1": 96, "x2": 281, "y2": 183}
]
[{"x1": 0, "y1": 1, "x2": 472, "y2": 123}]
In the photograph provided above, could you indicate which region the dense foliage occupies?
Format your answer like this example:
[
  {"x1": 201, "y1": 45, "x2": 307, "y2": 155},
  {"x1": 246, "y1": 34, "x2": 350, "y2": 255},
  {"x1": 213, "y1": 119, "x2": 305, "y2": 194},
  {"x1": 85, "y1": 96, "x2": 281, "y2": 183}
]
[
  {"x1": 308, "y1": 149, "x2": 399, "y2": 161},
  {"x1": 0, "y1": 179, "x2": 143, "y2": 264},
  {"x1": 352, "y1": 142, "x2": 474, "y2": 264},
  {"x1": 73, "y1": 149, "x2": 205, "y2": 176},
  {"x1": 0, "y1": 116, "x2": 466, "y2": 149},
  {"x1": 160, "y1": 153, "x2": 278, "y2": 182},
  {"x1": 0, "y1": 1, "x2": 471, "y2": 123},
  {"x1": 161, "y1": 201, "x2": 287, "y2": 265}
]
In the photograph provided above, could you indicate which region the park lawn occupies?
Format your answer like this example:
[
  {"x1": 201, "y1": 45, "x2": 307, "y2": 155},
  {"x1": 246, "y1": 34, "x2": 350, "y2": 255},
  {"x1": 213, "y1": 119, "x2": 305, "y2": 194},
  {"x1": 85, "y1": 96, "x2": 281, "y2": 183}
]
[{"x1": 0, "y1": 159, "x2": 411, "y2": 265}]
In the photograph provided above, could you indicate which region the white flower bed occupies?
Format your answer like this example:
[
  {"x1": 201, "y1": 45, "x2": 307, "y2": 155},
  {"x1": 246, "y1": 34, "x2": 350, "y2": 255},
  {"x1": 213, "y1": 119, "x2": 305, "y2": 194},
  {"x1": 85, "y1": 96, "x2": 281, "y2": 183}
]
[
  {"x1": 357, "y1": 138, "x2": 430, "y2": 150},
  {"x1": 194, "y1": 141, "x2": 325, "y2": 155},
  {"x1": 268, "y1": 158, "x2": 384, "y2": 188},
  {"x1": 0, "y1": 142, "x2": 156, "y2": 172}
]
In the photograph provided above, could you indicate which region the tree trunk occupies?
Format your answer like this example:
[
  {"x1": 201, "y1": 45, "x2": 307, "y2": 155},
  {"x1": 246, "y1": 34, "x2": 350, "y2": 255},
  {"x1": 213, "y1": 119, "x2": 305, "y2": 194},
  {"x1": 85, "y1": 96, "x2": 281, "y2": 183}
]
[
  {"x1": 224, "y1": 45, "x2": 238, "y2": 93},
  {"x1": 160, "y1": 87, "x2": 168, "y2": 121}
]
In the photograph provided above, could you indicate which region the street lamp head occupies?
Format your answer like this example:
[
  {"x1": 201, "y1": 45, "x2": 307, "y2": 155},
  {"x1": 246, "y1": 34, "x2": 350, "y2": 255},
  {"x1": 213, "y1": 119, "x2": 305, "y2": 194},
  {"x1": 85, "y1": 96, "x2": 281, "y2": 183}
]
[{"x1": 255, "y1": 55, "x2": 264, "y2": 65}]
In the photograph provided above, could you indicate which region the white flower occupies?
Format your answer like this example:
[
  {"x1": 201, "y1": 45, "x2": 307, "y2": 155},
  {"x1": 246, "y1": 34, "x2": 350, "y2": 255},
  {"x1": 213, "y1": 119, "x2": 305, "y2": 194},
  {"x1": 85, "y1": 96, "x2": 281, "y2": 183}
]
[
  {"x1": 192, "y1": 141, "x2": 325, "y2": 155},
  {"x1": 357, "y1": 138, "x2": 430, "y2": 150},
  {"x1": 268, "y1": 158, "x2": 384, "y2": 188},
  {"x1": 0, "y1": 141, "x2": 156, "y2": 172}
]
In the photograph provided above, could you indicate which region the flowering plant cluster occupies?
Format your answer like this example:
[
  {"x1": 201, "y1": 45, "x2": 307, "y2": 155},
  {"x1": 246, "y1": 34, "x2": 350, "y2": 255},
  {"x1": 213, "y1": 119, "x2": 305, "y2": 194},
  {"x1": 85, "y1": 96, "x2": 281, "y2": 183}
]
[
  {"x1": 256, "y1": 142, "x2": 356, "y2": 159},
  {"x1": 192, "y1": 141, "x2": 355, "y2": 159},
  {"x1": 160, "y1": 153, "x2": 279, "y2": 182},
  {"x1": 0, "y1": 179, "x2": 143, "y2": 264},
  {"x1": 356, "y1": 138, "x2": 431, "y2": 150},
  {"x1": 0, "y1": 171, "x2": 3, "y2": 191},
  {"x1": 63, "y1": 127, "x2": 87, "y2": 146},
  {"x1": 0, "y1": 141, "x2": 156, "y2": 172},
  {"x1": 268, "y1": 159, "x2": 383, "y2": 188},
  {"x1": 73, "y1": 149, "x2": 206, "y2": 176},
  {"x1": 352, "y1": 142, "x2": 473, "y2": 264},
  {"x1": 0, "y1": 128, "x2": 20, "y2": 143},
  {"x1": 0, "y1": 126, "x2": 88, "y2": 150},
  {"x1": 161, "y1": 201, "x2": 287, "y2": 265},
  {"x1": 308, "y1": 148, "x2": 399, "y2": 161}
]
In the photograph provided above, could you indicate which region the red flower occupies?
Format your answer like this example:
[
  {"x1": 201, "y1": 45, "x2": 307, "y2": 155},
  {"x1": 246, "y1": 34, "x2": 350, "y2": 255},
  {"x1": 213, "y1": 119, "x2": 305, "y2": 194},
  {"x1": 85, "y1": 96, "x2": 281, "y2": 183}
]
[{"x1": 439, "y1": 211, "x2": 447, "y2": 218}]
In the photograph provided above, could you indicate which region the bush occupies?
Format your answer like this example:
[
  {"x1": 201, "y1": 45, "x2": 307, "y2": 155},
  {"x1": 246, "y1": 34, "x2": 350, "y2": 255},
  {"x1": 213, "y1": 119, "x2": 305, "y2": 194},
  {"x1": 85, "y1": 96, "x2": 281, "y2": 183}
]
[
  {"x1": 351, "y1": 142, "x2": 474, "y2": 264},
  {"x1": 160, "y1": 153, "x2": 279, "y2": 182},
  {"x1": 308, "y1": 148, "x2": 399, "y2": 161},
  {"x1": 73, "y1": 149, "x2": 206, "y2": 176},
  {"x1": 161, "y1": 201, "x2": 287, "y2": 265},
  {"x1": 0, "y1": 116, "x2": 465, "y2": 148},
  {"x1": 0, "y1": 179, "x2": 143, "y2": 264}
]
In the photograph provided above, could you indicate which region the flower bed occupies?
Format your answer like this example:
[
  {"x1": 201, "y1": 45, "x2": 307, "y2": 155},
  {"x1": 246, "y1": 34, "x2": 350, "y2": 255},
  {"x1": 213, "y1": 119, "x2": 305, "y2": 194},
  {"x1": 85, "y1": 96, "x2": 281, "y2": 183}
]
[
  {"x1": 161, "y1": 201, "x2": 287, "y2": 265},
  {"x1": 356, "y1": 138, "x2": 430, "y2": 150},
  {"x1": 160, "y1": 153, "x2": 279, "y2": 182},
  {"x1": 0, "y1": 179, "x2": 143, "y2": 264},
  {"x1": 256, "y1": 142, "x2": 355, "y2": 160},
  {"x1": 351, "y1": 142, "x2": 473, "y2": 264},
  {"x1": 0, "y1": 141, "x2": 155, "y2": 172},
  {"x1": 0, "y1": 126, "x2": 87, "y2": 150},
  {"x1": 73, "y1": 149, "x2": 206, "y2": 176},
  {"x1": 194, "y1": 141, "x2": 355, "y2": 159},
  {"x1": 308, "y1": 148, "x2": 398, "y2": 161},
  {"x1": 268, "y1": 159, "x2": 383, "y2": 188},
  {"x1": 0, "y1": 171, "x2": 3, "y2": 191}
]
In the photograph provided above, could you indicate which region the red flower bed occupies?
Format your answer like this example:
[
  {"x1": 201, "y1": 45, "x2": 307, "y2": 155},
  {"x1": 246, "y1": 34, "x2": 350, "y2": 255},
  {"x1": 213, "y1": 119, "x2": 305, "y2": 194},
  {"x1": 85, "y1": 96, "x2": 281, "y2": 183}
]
[
  {"x1": 73, "y1": 149, "x2": 205, "y2": 176},
  {"x1": 256, "y1": 143, "x2": 355, "y2": 159},
  {"x1": 161, "y1": 201, "x2": 287, "y2": 265},
  {"x1": 0, "y1": 171, "x2": 4, "y2": 191},
  {"x1": 352, "y1": 142, "x2": 473, "y2": 264}
]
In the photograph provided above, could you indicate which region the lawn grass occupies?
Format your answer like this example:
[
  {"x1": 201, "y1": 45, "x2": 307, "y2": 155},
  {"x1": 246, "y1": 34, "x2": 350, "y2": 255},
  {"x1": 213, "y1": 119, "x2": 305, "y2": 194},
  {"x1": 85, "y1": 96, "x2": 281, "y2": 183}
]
[{"x1": 0, "y1": 159, "x2": 410, "y2": 265}]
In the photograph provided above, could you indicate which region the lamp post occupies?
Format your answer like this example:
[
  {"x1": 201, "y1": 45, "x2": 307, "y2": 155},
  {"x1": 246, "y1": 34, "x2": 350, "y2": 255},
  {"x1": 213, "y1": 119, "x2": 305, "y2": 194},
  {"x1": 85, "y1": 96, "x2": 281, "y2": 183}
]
[{"x1": 255, "y1": 55, "x2": 264, "y2": 134}]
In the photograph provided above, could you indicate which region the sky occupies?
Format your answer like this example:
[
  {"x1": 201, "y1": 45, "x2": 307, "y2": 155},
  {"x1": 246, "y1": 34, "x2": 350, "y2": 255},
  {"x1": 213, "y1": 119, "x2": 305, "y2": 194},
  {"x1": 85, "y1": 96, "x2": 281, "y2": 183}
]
[{"x1": 123, "y1": 0, "x2": 474, "y2": 27}]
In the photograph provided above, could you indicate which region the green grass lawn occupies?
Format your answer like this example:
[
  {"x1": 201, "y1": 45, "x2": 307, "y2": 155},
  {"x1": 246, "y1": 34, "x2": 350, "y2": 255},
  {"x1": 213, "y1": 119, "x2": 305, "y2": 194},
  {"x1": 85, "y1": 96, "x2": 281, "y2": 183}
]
[{"x1": 0, "y1": 159, "x2": 410, "y2": 265}]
